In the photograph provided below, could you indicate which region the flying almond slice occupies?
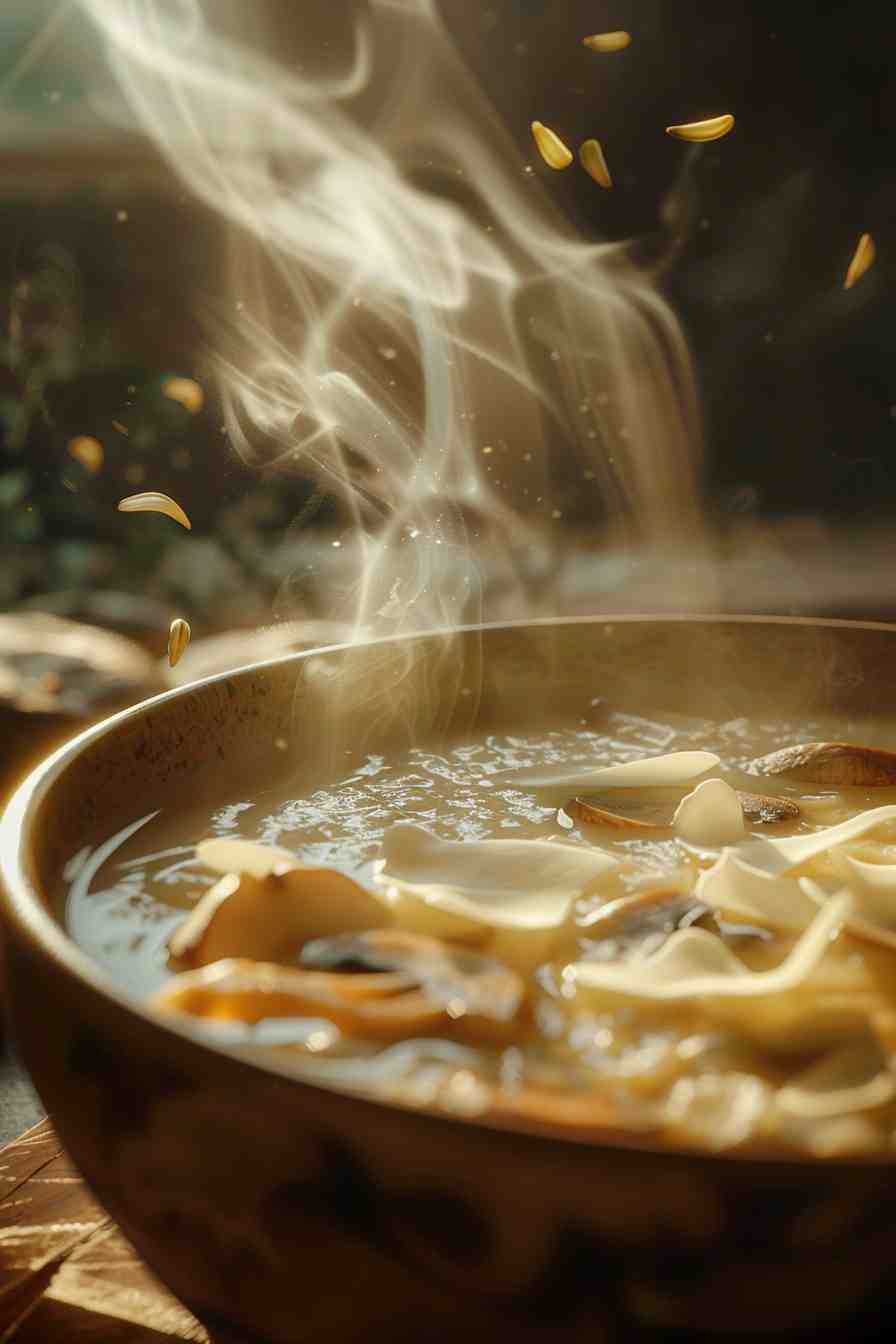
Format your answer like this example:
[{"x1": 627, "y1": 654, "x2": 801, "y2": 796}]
[
  {"x1": 844, "y1": 233, "x2": 875, "y2": 290},
  {"x1": 117, "y1": 491, "x2": 192, "y2": 529},
  {"x1": 531, "y1": 121, "x2": 573, "y2": 169},
  {"x1": 169, "y1": 863, "x2": 390, "y2": 969},
  {"x1": 568, "y1": 892, "x2": 850, "y2": 1002},
  {"x1": 748, "y1": 741, "x2": 896, "y2": 786},
  {"x1": 673, "y1": 779, "x2": 745, "y2": 848},
  {"x1": 582, "y1": 31, "x2": 631, "y2": 52},
  {"x1": 495, "y1": 749, "x2": 719, "y2": 802},
  {"x1": 579, "y1": 138, "x2": 612, "y2": 188},
  {"x1": 666, "y1": 114, "x2": 734, "y2": 143}
]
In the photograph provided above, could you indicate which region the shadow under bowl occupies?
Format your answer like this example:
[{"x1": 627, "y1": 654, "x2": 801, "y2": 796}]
[{"x1": 3, "y1": 615, "x2": 896, "y2": 1343}]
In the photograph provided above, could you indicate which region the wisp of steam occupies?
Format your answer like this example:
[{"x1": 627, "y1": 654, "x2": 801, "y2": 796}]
[{"x1": 75, "y1": 0, "x2": 705, "y2": 750}]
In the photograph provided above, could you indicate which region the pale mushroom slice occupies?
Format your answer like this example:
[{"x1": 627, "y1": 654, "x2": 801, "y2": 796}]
[
  {"x1": 800, "y1": 871, "x2": 896, "y2": 953},
  {"x1": 748, "y1": 742, "x2": 896, "y2": 787},
  {"x1": 493, "y1": 750, "x2": 719, "y2": 803},
  {"x1": 777, "y1": 1031, "x2": 896, "y2": 1119},
  {"x1": 697, "y1": 851, "x2": 818, "y2": 932},
  {"x1": 567, "y1": 789, "x2": 798, "y2": 830},
  {"x1": 196, "y1": 836, "x2": 299, "y2": 878},
  {"x1": 300, "y1": 929, "x2": 525, "y2": 1022},
  {"x1": 378, "y1": 823, "x2": 616, "y2": 929},
  {"x1": 567, "y1": 892, "x2": 851, "y2": 1002},
  {"x1": 674, "y1": 780, "x2": 745, "y2": 848},
  {"x1": 153, "y1": 958, "x2": 447, "y2": 1041},
  {"x1": 736, "y1": 805, "x2": 896, "y2": 877},
  {"x1": 169, "y1": 864, "x2": 390, "y2": 969}
]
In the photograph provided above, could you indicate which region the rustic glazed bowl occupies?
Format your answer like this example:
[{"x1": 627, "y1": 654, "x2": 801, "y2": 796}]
[{"x1": 3, "y1": 616, "x2": 896, "y2": 1343}]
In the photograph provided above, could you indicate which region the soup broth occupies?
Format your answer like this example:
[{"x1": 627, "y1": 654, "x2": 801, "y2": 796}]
[{"x1": 63, "y1": 706, "x2": 896, "y2": 1157}]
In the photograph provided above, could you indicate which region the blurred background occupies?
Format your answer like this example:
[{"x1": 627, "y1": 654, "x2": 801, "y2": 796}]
[{"x1": 1, "y1": 0, "x2": 895, "y2": 791}]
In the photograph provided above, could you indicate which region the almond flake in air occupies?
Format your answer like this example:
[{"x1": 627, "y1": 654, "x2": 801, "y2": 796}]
[
  {"x1": 167, "y1": 618, "x2": 191, "y2": 668},
  {"x1": 666, "y1": 114, "x2": 734, "y2": 143},
  {"x1": 67, "y1": 436, "x2": 103, "y2": 474},
  {"x1": 582, "y1": 31, "x2": 631, "y2": 52},
  {"x1": 117, "y1": 492, "x2": 192, "y2": 529},
  {"x1": 531, "y1": 121, "x2": 573, "y2": 169},
  {"x1": 579, "y1": 138, "x2": 612, "y2": 188},
  {"x1": 844, "y1": 233, "x2": 875, "y2": 290}
]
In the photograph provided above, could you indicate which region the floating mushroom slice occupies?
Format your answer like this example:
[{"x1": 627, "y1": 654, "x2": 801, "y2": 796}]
[
  {"x1": 495, "y1": 750, "x2": 719, "y2": 802},
  {"x1": 578, "y1": 886, "x2": 703, "y2": 961},
  {"x1": 568, "y1": 788, "x2": 798, "y2": 830},
  {"x1": 736, "y1": 804, "x2": 896, "y2": 877},
  {"x1": 196, "y1": 836, "x2": 299, "y2": 879},
  {"x1": 117, "y1": 491, "x2": 192, "y2": 529},
  {"x1": 738, "y1": 792, "x2": 801, "y2": 824},
  {"x1": 697, "y1": 851, "x2": 818, "y2": 931},
  {"x1": 748, "y1": 741, "x2": 896, "y2": 786},
  {"x1": 674, "y1": 779, "x2": 745, "y2": 848},
  {"x1": 777, "y1": 1032, "x2": 895, "y2": 1118},
  {"x1": 153, "y1": 958, "x2": 447, "y2": 1041},
  {"x1": 300, "y1": 929, "x2": 525, "y2": 1022},
  {"x1": 665, "y1": 114, "x2": 735, "y2": 143},
  {"x1": 568, "y1": 892, "x2": 850, "y2": 1002},
  {"x1": 379, "y1": 823, "x2": 616, "y2": 928},
  {"x1": 169, "y1": 864, "x2": 390, "y2": 969},
  {"x1": 800, "y1": 871, "x2": 896, "y2": 952}
]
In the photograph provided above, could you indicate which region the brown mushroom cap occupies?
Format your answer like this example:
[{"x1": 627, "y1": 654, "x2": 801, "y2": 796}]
[{"x1": 749, "y1": 743, "x2": 896, "y2": 787}]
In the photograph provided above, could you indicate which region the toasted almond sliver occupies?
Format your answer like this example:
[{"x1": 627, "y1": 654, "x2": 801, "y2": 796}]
[
  {"x1": 162, "y1": 376, "x2": 204, "y2": 414},
  {"x1": 531, "y1": 121, "x2": 573, "y2": 170},
  {"x1": 118, "y1": 491, "x2": 192, "y2": 529},
  {"x1": 68, "y1": 435, "x2": 104, "y2": 474},
  {"x1": 579, "y1": 138, "x2": 612, "y2": 188},
  {"x1": 844, "y1": 233, "x2": 876, "y2": 290},
  {"x1": 167, "y1": 618, "x2": 191, "y2": 668},
  {"x1": 582, "y1": 31, "x2": 631, "y2": 53},
  {"x1": 666, "y1": 114, "x2": 735, "y2": 143}
]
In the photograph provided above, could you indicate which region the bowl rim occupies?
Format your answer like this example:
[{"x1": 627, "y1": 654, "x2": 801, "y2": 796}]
[{"x1": 6, "y1": 610, "x2": 896, "y2": 1167}]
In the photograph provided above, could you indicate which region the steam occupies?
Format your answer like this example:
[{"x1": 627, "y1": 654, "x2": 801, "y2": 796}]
[{"x1": 77, "y1": 0, "x2": 703, "y2": 644}]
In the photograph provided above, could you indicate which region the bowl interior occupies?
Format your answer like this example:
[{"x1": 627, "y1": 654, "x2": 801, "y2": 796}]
[{"x1": 23, "y1": 614, "x2": 896, "y2": 935}]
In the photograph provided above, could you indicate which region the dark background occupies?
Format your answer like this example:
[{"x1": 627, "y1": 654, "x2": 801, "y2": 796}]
[{"x1": 1, "y1": 0, "x2": 895, "y2": 631}]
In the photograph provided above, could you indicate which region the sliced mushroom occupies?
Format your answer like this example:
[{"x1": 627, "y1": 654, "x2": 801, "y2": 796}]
[
  {"x1": 748, "y1": 742, "x2": 896, "y2": 787},
  {"x1": 154, "y1": 949, "x2": 523, "y2": 1045},
  {"x1": 169, "y1": 864, "x2": 390, "y2": 969},
  {"x1": 301, "y1": 929, "x2": 525, "y2": 1022},
  {"x1": 567, "y1": 789, "x2": 799, "y2": 830},
  {"x1": 578, "y1": 886, "x2": 704, "y2": 959},
  {"x1": 153, "y1": 958, "x2": 447, "y2": 1040}
]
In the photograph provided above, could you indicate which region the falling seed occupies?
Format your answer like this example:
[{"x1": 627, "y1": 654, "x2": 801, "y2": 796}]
[
  {"x1": 844, "y1": 232, "x2": 875, "y2": 290},
  {"x1": 162, "y1": 376, "x2": 204, "y2": 414},
  {"x1": 580, "y1": 138, "x2": 612, "y2": 188},
  {"x1": 582, "y1": 31, "x2": 631, "y2": 52},
  {"x1": 168, "y1": 618, "x2": 191, "y2": 668},
  {"x1": 67, "y1": 435, "x2": 103, "y2": 474},
  {"x1": 531, "y1": 121, "x2": 573, "y2": 170},
  {"x1": 118, "y1": 492, "x2": 192, "y2": 529},
  {"x1": 666, "y1": 114, "x2": 735, "y2": 143}
]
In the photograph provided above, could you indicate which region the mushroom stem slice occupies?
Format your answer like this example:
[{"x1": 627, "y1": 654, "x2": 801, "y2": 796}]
[
  {"x1": 748, "y1": 742, "x2": 896, "y2": 787},
  {"x1": 301, "y1": 929, "x2": 525, "y2": 1022},
  {"x1": 169, "y1": 865, "x2": 390, "y2": 970}
]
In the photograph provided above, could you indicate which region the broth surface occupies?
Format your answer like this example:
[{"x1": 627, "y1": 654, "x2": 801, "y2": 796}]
[{"x1": 62, "y1": 706, "x2": 896, "y2": 1155}]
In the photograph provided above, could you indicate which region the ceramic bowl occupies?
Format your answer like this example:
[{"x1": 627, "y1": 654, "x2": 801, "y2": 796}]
[{"x1": 4, "y1": 616, "x2": 896, "y2": 1343}]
